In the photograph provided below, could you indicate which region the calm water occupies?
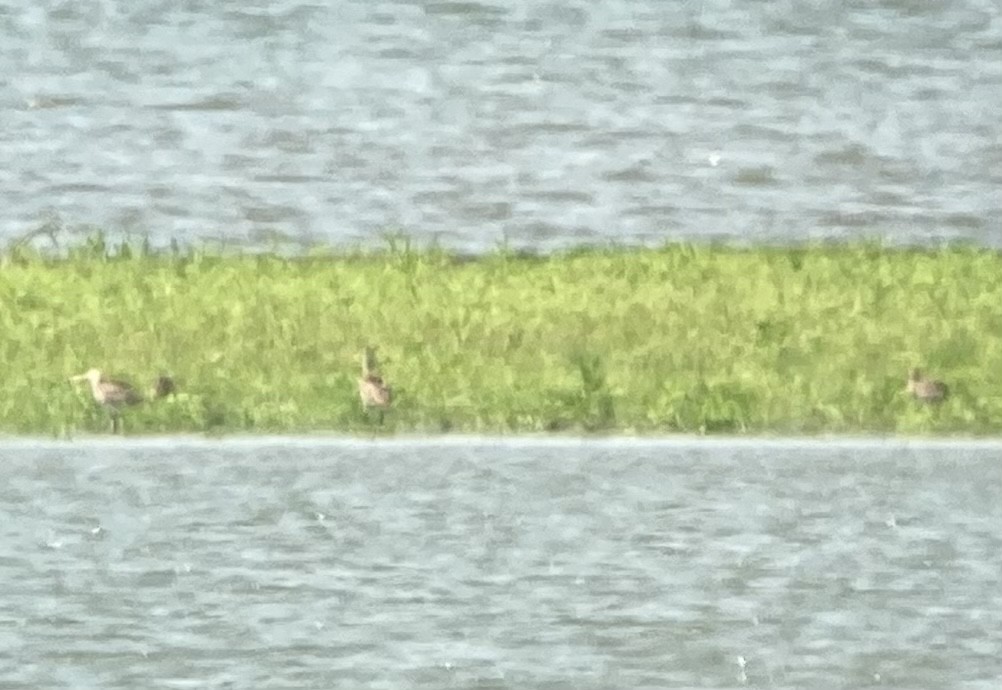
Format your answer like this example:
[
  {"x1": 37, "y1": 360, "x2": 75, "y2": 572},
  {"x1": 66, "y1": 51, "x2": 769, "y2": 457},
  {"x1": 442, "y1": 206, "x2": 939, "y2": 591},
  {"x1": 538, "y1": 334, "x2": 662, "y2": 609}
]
[
  {"x1": 0, "y1": 437, "x2": 999, "y2": 688},
  {"x1": 2, "y1": 1, "x2": 1000, "y2": 251}
]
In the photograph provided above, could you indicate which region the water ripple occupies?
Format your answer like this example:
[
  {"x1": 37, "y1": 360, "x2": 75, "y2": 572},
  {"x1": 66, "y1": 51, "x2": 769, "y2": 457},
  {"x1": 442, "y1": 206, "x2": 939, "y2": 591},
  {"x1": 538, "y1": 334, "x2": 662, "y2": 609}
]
[
  {"x1": 2, "y1": 1, "x2": 1000, "y2": 250},
  {"x1": 0, "y1": 440, "x2": 1000, "y2": 686}
]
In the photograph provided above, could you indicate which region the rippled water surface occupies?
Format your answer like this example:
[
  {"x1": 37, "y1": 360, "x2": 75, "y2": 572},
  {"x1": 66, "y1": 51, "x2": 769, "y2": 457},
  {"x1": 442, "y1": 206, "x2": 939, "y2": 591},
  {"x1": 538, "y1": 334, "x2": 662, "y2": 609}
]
[
  {"x1": 2, "y1": 0, "x2": 1000, "y2": 250},
  {"x1": 0, "y1": 438, "x2": 999, "y2": 688}
]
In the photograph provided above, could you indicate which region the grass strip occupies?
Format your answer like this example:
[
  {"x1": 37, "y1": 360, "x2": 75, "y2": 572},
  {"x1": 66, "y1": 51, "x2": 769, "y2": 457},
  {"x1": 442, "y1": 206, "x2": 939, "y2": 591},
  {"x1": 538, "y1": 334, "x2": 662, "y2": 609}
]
[{"x1": 2, "y1": 237, "x2": 1000, "y2": 435}]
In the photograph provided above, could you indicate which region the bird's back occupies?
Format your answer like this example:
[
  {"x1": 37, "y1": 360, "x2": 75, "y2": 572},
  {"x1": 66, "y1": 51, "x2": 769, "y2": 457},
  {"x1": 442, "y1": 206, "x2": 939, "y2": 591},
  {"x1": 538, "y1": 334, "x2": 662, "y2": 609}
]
[
  {"x1": 359, "y1": 375, "x2": 392, "y2": 408},
  {"x1": 916, "y1": 379, "x2": 948, "y2": 402},
  {"x1": 100, "y1": 380, "x2": 143, "y2": 407}
]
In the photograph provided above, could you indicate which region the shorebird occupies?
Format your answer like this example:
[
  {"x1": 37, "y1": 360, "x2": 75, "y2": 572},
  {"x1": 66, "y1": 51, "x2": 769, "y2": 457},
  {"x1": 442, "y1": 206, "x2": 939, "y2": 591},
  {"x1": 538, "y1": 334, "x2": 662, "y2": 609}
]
[
  {"x1": 69, "y1": 368, "x2": 143, "y2": 433},
  {"x1": 358, "y1": 346, "x2": 392, "y2": 423},
  {"x1": 906, "y1": 368, "x2": 948, "y2": 404},
  {"x1": 153, "y1": 374, "x2": 176, "y2": 399}
]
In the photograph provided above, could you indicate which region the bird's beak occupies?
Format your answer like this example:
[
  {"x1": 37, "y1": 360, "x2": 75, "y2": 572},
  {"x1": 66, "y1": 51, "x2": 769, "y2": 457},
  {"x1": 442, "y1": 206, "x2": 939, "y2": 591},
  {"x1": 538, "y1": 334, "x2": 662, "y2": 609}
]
[{"x1": 69, "y1": 374, "x2": 86, "y2": 382}]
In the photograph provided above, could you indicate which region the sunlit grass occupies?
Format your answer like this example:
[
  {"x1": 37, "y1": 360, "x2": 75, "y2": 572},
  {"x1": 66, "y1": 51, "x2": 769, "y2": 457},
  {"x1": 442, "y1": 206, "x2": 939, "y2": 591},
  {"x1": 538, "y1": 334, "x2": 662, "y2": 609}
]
[{"x1": 2, "y1": 236, "x2": 1001, "y2": 435}]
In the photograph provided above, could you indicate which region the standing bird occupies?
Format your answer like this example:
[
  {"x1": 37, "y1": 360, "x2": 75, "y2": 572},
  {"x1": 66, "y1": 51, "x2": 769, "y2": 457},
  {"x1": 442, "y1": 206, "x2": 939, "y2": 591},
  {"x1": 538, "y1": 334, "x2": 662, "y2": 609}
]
[
  {"x1": 358, "y1": 346, "x2": 392, "y2": 424},
  {"x1": 69, "y1": 368, "x2": 143, "y2": 433},
  {"x1": 906, "y1": 368, "x2": 948, "y2": 403}
]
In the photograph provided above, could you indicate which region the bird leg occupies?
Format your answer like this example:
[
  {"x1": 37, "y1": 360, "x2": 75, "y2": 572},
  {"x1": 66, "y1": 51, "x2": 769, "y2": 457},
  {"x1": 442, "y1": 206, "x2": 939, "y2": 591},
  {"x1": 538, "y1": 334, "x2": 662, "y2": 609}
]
[{"x1": 359, "y1": 405, "x2": 385, "y2": 426}]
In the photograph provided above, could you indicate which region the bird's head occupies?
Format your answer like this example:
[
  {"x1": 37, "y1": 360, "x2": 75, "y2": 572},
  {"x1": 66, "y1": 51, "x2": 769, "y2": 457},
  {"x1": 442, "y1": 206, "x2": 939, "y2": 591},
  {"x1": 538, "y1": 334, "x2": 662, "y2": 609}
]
[{"x1": 69, "y1": 368, "x2": 103, "y2": 385}]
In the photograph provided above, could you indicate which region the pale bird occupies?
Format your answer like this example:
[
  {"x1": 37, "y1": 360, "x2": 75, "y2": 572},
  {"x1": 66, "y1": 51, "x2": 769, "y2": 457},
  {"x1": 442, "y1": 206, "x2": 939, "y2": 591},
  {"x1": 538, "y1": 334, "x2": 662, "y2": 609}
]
[
  {"x1": 69, "y1": 368, "x2": 143, "y2": 433},
  {"x1": 358, "y1": 347, "x2": 392, "y2": 423},
  {"x1": 69, "y1": 369, "x2": 177, "y2": 433},
  {"x1": 906, "y1": 368, "x2": 948, "y2": 403}
]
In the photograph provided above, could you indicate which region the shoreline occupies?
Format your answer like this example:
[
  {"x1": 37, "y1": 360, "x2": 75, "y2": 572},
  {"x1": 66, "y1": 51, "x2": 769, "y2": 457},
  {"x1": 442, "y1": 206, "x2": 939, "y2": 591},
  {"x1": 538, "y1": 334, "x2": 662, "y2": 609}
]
[{"x1": 3, "y1": 432, "x2": 1002, "y2": 450}]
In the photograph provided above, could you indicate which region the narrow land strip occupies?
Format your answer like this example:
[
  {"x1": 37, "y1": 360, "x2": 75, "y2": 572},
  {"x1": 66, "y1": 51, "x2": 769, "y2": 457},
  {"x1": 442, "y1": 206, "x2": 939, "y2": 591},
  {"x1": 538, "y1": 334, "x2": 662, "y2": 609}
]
[{"x1": 2, "y1": 241, "x2": 1000, "y2": 435}]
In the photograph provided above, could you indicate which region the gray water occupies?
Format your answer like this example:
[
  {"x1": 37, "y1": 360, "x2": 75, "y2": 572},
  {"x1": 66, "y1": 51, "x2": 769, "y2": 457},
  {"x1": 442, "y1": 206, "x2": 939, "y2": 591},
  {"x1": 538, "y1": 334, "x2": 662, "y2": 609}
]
[
  {"x1": 0, "y1": 437, "x2": 999, "y2": 688},
  {"x1": 2, "y1": 1, "x2": 1000, "y2": 252}
]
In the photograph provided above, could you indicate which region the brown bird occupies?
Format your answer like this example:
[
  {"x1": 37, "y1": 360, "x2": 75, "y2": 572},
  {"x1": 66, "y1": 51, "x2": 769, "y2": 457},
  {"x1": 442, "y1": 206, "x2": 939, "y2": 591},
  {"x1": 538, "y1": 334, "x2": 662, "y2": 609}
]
[
  {"x1": 69, "y1": 368, "x2": 143, "y2": 433},
  {"x1": 906, "y1": 368, "x2": 948, "y2": 403},
  {"x1": 152, "y1": 374, "x2": 176, "y2": 399},
  {"x1": 358, "y1": 347, "x2": 392, "y2": 423}
]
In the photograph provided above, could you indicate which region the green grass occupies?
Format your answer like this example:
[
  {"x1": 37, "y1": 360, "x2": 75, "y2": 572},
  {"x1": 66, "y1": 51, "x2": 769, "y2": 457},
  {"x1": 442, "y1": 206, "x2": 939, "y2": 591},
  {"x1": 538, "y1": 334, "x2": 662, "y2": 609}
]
[{"x1": 2, "y1": 236, "x2": 1001, "y2": 436}]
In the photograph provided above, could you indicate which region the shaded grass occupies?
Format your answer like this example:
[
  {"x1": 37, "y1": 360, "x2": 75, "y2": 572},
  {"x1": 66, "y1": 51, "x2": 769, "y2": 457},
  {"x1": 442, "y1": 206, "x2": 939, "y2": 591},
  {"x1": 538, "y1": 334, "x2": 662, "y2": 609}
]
[{"x1": 2, "y1": 237, "x2": 1001, "y2": 435}]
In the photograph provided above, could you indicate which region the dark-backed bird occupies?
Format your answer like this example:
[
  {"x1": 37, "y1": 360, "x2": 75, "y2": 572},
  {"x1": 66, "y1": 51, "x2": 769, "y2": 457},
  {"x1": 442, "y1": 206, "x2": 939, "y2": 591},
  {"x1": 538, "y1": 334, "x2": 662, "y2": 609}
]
[
  {"x1": 153, "y1": 374, "x2": 176, "y2": 399},
  {"x1": 358, "y1": 347, "x2": 392, "y2": 423},
  {"x1": 906, "y1": 368, "x2": 948, "y2": 403}
]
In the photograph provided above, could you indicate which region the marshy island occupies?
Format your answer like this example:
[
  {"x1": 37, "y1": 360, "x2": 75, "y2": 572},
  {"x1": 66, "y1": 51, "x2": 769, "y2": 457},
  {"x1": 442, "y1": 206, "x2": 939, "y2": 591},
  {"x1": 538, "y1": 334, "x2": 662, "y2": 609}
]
[{"x1": 2, "y1": 238, "x2": 999, "y2": 436}]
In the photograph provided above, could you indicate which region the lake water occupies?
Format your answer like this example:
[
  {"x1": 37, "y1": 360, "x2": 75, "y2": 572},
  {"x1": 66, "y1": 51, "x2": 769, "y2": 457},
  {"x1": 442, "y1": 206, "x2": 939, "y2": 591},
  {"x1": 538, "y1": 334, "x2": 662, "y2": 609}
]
[
  {"x1": 2, "y1": 1, "x2": 1000, "y2": 252},
  {"x1": 1, "y1": 437, "x2": 999, "y2": 688}
]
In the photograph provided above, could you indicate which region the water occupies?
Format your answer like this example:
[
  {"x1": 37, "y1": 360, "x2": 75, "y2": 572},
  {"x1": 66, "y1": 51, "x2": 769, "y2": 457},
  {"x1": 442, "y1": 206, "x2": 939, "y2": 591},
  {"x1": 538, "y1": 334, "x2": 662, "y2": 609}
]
[
  {"x1": 2, "y1": 1, "x2": 1000, "y2": 252},
  {"x1": 1, "y1": 437, "x2": 999, "y2": 688}
]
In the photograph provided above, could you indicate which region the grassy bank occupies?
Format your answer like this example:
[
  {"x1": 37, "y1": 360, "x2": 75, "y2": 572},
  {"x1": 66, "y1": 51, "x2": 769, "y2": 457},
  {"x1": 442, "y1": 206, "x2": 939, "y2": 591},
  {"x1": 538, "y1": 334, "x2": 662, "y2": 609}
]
[{"x1": 2, "y1": 239, "x2": 1001, "y2": 435}]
